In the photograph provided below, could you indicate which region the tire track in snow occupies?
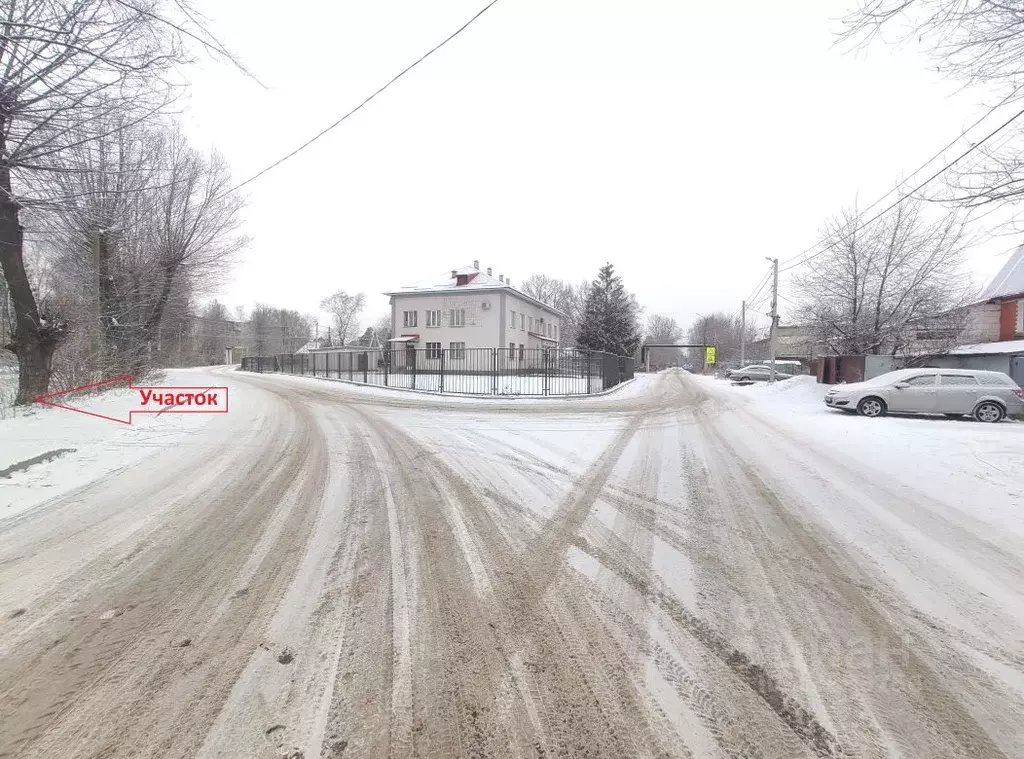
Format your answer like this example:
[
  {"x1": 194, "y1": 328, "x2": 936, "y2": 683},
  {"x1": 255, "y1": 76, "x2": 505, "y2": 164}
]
[
  {"x1": 691, "y1": 394, "x2": 1010, "y2": 758},
  {"x1": 338, "y1": 405, "x2": 673, "y2": 756},
  {"x1": 0, "y1": 386, "x2": 329, "y2": 759}
]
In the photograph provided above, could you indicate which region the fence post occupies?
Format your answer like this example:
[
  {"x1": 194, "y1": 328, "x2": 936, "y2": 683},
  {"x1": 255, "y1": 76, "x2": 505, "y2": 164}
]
[
  {"x1": 384, "y1": 351, "x2": 389, "y2": 386},
  {"x1": 543, "y1": 349, "x2": 549, "y2": 395},
  {"x1": 587, "y1": 352, "x2": 592, "y2": 394},
  {"x1": 440, "y1": 351, "x2": 445, "y2": 394},
  {"x1": 363, "y1": 354, "x2": 368, "y2": 384},
  {"x1": 492, "y1": 348, "x2": 498, "y2": 395},
  {"x1": 412, "y1": 351, "x2": 417, "y2": 390}
]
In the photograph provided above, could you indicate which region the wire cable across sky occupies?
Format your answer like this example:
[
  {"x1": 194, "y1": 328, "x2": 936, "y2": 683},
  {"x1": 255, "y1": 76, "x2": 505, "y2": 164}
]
[
  {"x1": 776, "y1": 102, "x2": 1024, "y2": 276},
  {"x1": 228, "y1": 0, "x2": 502, "y2": 194}
]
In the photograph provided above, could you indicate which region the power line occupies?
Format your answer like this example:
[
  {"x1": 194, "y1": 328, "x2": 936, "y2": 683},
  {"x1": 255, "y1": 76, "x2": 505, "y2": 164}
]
[
  {"x1": 777, "y1": 94, "x2": 1019, "y2": 272},
  {"x1": 229, "y1": 0, "x2": 502, "y2": 193},
  {"x1": 745, "y1": 270, "x2": 771, "y2": 304},
  {"x1": 778, "y1": 102, "x2": 1024, "y2": 275}
]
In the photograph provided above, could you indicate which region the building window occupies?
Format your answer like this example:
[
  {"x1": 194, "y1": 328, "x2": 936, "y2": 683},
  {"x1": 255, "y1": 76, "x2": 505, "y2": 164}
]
[
  {"x1": 554, "y1": 324, "x2": 558, "y2": 340},
  {"x1": 528, "y1": 316, "x2": 534, "y2": 332},
  {"x1": 1017, "y1": 299, "x2": 1024, "y2": 334},
  {"x1": 426, "y1": 310, "x2": 441, "y2": 327},
  {"x1": 520, "y1": 314, "x2": 525, "y2": 330},
  {"x1": 450, "y1": 309, "x2": 465, "y2": 327},
  {"x1": 403, "y1": 310, "x2": 417, "y2": 328},
  {"x1": 425, "y1": 342, "x2": 442, "y2": 359},
  {"x1": 510, "y1": 310, "x2": 516, "y2": 328},
  {"x1": 519, "y1": 343, "x2": 525, "y2": 360},
  {"x1": 509, "y1": 341, "x2": 516, "y2": 360},
  {"x1": 449, "y1": 341, "x2": 466, "y2": 360}
]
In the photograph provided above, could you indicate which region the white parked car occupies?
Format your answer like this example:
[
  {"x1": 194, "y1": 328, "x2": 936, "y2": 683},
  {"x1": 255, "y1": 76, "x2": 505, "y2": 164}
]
[{"x1": 824, "y1": 368, "x2": 1024, "y2": 422}]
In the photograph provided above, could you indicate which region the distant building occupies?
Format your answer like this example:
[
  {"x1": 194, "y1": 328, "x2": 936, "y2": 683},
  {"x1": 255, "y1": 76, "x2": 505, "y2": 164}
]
[
  {"x1": 747, "y1": 324, "x2": 822, "y2": 363},
  {"x1": 974, "y1": 242, "x2": 1024, "y2": 343},
  {"x1": 384, "y1": 262, "x2": 563, "y2": 362},
  {"x1": 920, "y1": 246, "x2": 1024, "y2": 385},
  {"x1": 294, "y1": 337, "x2": 330, "y2": 354}
]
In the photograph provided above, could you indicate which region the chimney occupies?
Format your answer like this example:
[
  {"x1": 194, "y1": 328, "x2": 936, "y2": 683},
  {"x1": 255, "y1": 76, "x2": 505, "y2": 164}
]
[
  {"x1": 499, "y1": 274, "x2": 504, "y2": 283},
  {"x1": 473, "y1": 259, "x2": 479, "y2": 270},
  {"x1": 487, "y1": 267, "x2": 492, "y2": 276},
  {"x1": 506, "y1": 277, "x2": 511, "y2": 287},
  {"x1": 450, "y1": 269, "x2": 456, "y2": 279}
]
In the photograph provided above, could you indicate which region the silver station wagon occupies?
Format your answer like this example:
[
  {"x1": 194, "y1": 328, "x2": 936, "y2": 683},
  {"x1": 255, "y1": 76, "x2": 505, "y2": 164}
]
[{"x1": 824, "y1": 368, "x2": 1024, "y2": 422}]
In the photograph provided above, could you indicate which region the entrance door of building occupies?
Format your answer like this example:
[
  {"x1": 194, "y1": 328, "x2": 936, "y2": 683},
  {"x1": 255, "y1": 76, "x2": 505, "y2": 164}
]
[{"x1": 1011, "y1": 355, "x2": 1024, "y2": 387}]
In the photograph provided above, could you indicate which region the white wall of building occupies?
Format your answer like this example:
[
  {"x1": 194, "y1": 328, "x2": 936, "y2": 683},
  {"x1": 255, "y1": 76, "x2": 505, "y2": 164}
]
[
  {"x1": 390, "y1": 289, "x2": 562, "y2": 353},
  {"x1": 967, "y1": 302, "x2": 1002, "y2": 342},
  {"x1": 504, "y1": 293, "x2": 561, "y2": 350},
  {"x1": 390, "y1": 292, "x2": 502, "y2": 353}
]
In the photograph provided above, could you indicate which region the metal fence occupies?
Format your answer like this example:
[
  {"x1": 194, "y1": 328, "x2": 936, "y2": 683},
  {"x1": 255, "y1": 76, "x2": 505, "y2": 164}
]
[{"x1": 240, "y1": 347, "x2": 634, "y2": 396}]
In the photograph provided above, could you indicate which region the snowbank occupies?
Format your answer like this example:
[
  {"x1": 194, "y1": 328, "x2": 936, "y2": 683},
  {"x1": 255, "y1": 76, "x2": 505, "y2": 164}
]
[
  {"x1": 693, "y1": 374, "x2": 1024, "y2": 536},
  {"x1": 0, "y1": 369, "x2": 225, "y2": 522}
]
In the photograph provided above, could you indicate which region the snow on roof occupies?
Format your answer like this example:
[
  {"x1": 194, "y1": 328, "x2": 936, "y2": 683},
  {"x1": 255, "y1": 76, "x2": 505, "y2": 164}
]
[
  {"x1": 948, "y1": 339, "x2": 1024, "y2": 356},
  {"x1": 383, "y1": 266, "x2": 566, "y2": 316},
  {"x1": 980, "y1": 243, "x2": 1024, "y2": 301}
]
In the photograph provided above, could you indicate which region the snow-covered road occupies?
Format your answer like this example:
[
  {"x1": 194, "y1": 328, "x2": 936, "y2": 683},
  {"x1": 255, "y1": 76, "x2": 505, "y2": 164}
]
[{"x1": 1, "y1": 368, "x2": 1022, "y2": 758}]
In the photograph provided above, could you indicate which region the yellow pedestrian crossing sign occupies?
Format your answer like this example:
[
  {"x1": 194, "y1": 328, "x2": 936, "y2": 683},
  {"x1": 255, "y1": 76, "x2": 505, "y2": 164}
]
[{"x1": 705, "y1": 346, "x2": 717, "y2": 365}]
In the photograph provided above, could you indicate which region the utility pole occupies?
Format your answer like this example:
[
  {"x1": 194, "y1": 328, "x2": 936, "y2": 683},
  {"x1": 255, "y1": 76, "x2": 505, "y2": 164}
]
[
  {"x1": 92, "y1": 231, "x2": 106, "y2": 366},
  {"x1": 740, "y1": 300, "x2": 746, "y2": 368},
  {"x1": 765, "y1": 257, "x2": 779, "y2": 382}
]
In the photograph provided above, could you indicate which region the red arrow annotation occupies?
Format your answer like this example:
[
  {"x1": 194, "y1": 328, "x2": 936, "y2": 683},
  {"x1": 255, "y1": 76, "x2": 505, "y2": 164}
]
[{"x1": 32, "y1": 375, "x2": 229, "y2": 425}]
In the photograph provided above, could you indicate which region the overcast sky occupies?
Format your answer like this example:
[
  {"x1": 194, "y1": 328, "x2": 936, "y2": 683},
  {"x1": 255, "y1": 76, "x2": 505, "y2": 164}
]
[{"x1": 180, "y1": 0, "x2": 1019, "y2": 333}]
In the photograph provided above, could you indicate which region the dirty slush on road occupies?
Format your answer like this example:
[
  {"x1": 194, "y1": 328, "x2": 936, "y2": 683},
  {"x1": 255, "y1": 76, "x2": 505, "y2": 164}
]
[{"x1": 0, "y1": 370, "x2": 1020, "y2": 758}]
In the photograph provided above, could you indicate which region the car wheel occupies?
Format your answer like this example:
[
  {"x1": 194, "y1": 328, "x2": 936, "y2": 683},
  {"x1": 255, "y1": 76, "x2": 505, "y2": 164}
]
[
  {"x1": 973, "y1": 401, "x2": 1005, "y2": 423},
  {"x1": 857, "y1": 397, "x2": 886, "y2": 417},
  {"x1": 740, "y1": 376, "x2": 750, "y2": 382}
]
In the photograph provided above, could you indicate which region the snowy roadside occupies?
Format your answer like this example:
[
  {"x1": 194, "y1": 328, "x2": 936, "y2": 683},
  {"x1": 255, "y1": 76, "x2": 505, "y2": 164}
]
[
  {"x1": 0, "y1": 368, "x2": 231, "y2": 522},
  {"x1": 693, "y1": 374, "x2": 1024, "y2": 535}
]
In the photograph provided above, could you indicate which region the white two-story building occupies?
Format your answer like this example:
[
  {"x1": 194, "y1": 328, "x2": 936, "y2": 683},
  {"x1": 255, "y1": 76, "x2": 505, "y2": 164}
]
[{"x1": 384, "y1": 262, "x2": 564, "y2": 364}]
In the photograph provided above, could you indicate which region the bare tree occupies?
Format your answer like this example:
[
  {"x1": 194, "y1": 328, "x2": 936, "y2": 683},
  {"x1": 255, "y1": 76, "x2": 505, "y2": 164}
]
[
  {"x1": 0, "y1": 0, "x2": 183, "y2": 400},
  {"x1": 320, "y1": 290, "x2": 366, "y2": 346},
  {"x1": 687, "y1": 312, "x2": 752, "y2": 368},
  {"x1": 196, "y1": 300, "x2": 230, "y2": 364},
  {"x1": 34, "y1": 123, "x2": 246, "y2": 377},
  {"x1": 245, "y1": 304, "x2": 311, "y2": 355},
  {"x1": 840, "y1": 1, "x2": 1024, "y2": 207},
  {"x1": 373, "y1": 314, "x2": 392, "y2": 345},
  {"x1": 519, "y1": 273, "x2": 590, "y2": 346},
  {"x1": 520, "y1": 274, "x2": 566, "y2": 307},
  {"x1": 644, "y1": 314, "x2": 683, "y2": 367},
  {"x1": 792, "y1": 196, "x2": 974, "y2": 355},
  {"x1": 841, "y1": 1, "x2": 1024, "y2": 93}
]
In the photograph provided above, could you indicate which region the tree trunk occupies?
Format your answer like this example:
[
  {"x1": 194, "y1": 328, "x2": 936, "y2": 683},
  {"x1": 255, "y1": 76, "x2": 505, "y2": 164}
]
[{"x1": 0, "y1": 166, "x2": 57, "y2": 403}]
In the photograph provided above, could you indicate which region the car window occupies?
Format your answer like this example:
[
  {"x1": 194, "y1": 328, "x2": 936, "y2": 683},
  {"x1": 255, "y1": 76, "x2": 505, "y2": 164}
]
[
  {"x1": 985, "y1": 373, "x2": 1017, "y2": 387},
  {"x1": 939, "y1": 374, "x2": 978, "y2": 386},
  {"x1": 903, "y1": 374, "x2": 936, "y2": 386}
]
